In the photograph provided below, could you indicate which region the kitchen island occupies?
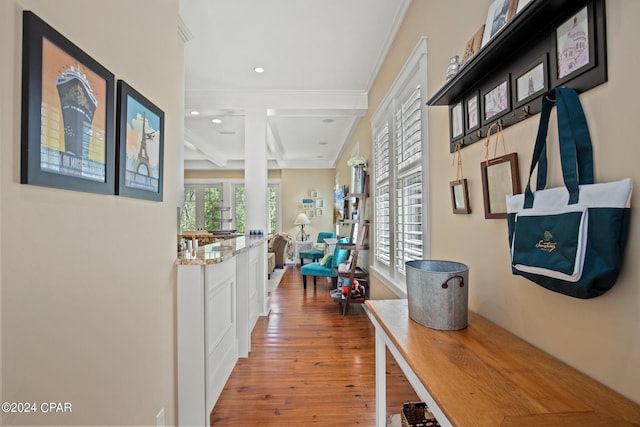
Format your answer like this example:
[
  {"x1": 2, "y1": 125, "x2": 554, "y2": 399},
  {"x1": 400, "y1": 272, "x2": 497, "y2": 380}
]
[{"x1": 176, "y1": 235, "x2": 268, "y2": 426}]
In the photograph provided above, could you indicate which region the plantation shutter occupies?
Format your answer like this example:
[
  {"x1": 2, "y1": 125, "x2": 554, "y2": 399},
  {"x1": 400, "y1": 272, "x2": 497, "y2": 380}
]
[
  {"x1": 374, "y1": 122, "x2": 391, "y2": 266},
  {"x1": 394, "y1": 85, "x2": 423, "y2": 275}
]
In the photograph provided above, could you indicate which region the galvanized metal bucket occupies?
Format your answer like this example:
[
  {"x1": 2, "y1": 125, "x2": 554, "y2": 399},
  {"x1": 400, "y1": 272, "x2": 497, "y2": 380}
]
[{"x1": 405, "y1": 260, "x2": 469, "y2": 331}]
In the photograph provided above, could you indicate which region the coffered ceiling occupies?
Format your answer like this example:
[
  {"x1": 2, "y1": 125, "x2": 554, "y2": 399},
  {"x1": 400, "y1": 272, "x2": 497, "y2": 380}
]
[{"x1": 178, "y1": 0, "x2": 410, "y2": 170}]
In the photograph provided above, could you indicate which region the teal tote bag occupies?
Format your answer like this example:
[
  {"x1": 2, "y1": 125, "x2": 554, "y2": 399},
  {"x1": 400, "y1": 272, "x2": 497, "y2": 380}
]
[{"x1": 506, "y1": 88, "x2": 632, "y2": 299}]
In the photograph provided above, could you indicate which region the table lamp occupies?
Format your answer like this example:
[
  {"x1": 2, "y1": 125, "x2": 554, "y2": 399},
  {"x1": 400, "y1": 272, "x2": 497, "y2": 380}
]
[{"x1": 294, "y1": 212, "x2": 311, "y2": 241}]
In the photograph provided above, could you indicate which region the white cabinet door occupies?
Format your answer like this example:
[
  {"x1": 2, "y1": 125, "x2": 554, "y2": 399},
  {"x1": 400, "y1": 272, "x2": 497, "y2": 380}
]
[
  {"x1": 177, "y1": 258, "x2": 239, "y2": 426},
  {"x1": 204, "y1": 258, "x2": 237, "y2": 413}
]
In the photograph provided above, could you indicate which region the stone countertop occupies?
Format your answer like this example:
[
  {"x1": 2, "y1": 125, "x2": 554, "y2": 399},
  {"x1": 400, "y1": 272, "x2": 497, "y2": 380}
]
[
  {"x1": 176, "y1": 235, "x2": 268, "y2": 265},
  {"x1": 179, "y1": 231, "x2": 243, "y2": 238},
  {"x1": 178, "y1": 232, "x2": 242, "y2": 247}
]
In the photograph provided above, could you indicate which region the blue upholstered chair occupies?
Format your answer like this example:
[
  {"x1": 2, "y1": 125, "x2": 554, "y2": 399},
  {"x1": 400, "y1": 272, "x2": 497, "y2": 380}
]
[
  {"x1": 300, "y1": 237, "x2": 349, "y2": 290},
  {"x1": 299, "y1": 231, "x2": 335, "y2": 265}
]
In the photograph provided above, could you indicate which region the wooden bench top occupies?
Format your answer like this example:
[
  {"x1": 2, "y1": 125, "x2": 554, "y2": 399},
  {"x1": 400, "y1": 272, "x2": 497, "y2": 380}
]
[{"x1": 365, "y1": 299, "x2": 640, "y2": 426}]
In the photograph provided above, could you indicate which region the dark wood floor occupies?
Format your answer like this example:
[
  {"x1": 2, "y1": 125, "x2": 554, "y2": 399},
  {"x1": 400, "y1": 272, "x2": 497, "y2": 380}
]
[{"x1": 210, "y1": 265, "x2": 418, "y2": 426}]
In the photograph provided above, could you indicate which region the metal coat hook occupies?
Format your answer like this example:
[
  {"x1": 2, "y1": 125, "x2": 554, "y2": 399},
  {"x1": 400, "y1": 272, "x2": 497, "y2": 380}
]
[
  {"x1": 486, "y1": 120, "x2": 502, "y2": 138},
  {"x1": 512, "y1": 105, "x2": 530, "y2": 119}
]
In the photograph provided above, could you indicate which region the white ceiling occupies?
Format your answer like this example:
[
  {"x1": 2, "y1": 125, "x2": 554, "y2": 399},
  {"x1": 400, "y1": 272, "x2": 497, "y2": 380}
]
[{"x1": 178, "y1": 0, "x2": 410, "y2": 170}]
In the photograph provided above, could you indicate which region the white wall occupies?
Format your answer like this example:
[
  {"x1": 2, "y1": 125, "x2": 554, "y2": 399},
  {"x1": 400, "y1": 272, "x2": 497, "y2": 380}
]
[
  {"x1": 1, "y1": 0, "x2": 180, "y2": 425},
  {"x1": 345, "y1": 0, "x2": 640, "y2": 404}
]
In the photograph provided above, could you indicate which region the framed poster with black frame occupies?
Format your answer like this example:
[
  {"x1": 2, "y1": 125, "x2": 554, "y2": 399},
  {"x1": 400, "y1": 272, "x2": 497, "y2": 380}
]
[
  {"x1": 20, "y1": 11, "x2": 115, "y2": 194},
  {"x1": 449, "y1": 101, "x2": 464, "y2": 145},
  {"x1": 550, "y1": 0, "x2": 607, "y2": 92},
  {"x1": 552, "y1": 1, "x2": 598, "y2": 87},
  {"x1": 512, "y1": 54, "x2": 548, "y2": 109},
  {"x1": 116, "y1": 80, "x2": 165, "y2": 201},
  {"x1": 481, "y1": 76, "x2": 511, "y2": 126}
]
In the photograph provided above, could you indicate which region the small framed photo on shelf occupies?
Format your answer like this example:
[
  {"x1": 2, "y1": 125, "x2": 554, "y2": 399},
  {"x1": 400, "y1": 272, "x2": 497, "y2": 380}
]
[
  {"x1": 480, "y1": 153, "x2": 521, "y2": 219},
  {"x1": 460, "y1": 25, "x2": 485, "y2": 67},
  {"x1": 315, "y1": 199, "x2": 324, "y2": 209},
  {"x1": 481, "y1": 0, "x2": 518, "y2": 48},
  {"x1": 516, "y1": 0, "x2": 535, "y2": 14},
  {"x1": 553, "y1": 4, "x2": 596, "y2": 85},
  {"x1": 512, "y1": 54, "x2": 548, "y2": 108},
  {"x1": 20, "y1": 11, "x2": 115, "y2": 195},
  {"x1": 450, "y1": 101, "x2": 464, "y2": 141},
  {"x1": 482, "y1": 77, "x2": 511, "y2": 125},
  {"x1": 450, "y1": 179, "x2": 471, "y2": 214},
  {"x1": 116, "y1": 80, "x2": 165, "y2": 201},
  {"x1": 316, "y1": 208, "x2": 324, "y2": 217},
  {"x1": 465, "y1": 92, "x2": 480, "y2": 133}
]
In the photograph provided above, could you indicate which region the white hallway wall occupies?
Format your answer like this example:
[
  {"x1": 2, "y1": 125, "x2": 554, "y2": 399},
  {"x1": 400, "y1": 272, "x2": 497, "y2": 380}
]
[{"x1": 1, "y1": 0, "x2": 181, "y2": 425}]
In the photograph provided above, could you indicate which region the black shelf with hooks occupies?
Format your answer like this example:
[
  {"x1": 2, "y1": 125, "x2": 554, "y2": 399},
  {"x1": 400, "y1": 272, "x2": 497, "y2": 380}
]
[{"x1": 427, "y1": 0, "x2": 607, "y2": 153}]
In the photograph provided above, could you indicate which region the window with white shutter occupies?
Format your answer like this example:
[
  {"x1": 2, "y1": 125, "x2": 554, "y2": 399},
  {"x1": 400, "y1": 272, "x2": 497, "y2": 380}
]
[
  {"x1": 370, "y1": 37, "x2": 428, "y2": 293},
  {"x1": 395, "y1": 169, "x2": 422, "y2": 274},
  {"x1": 374, "y1": 123, "x2": 391, "y2": 267},
  {"x1": 395, "y1": 85, "x2": 422, "y2": 171},
  {"x1": 394, "y1": 85, "x2": 423, "y2": 275}
]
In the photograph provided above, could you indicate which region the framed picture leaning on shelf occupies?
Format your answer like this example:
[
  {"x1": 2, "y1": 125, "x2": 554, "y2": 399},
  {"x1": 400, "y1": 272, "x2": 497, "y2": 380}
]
[
  {"x1": 460, "y1": 25, "x2": 484, "y2": 67},
  {"x1": 481, "y1": 0, "x2": 518, "y2": 48}
]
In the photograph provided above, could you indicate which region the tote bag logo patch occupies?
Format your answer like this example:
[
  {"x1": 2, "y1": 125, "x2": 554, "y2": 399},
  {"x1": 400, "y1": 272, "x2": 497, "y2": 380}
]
[
  {"x1": 536, "y1": 231, "x2": 556, "y2": 252},
  {"x1": 512, "y1": 209, "x2": 587, "y2": 280}
]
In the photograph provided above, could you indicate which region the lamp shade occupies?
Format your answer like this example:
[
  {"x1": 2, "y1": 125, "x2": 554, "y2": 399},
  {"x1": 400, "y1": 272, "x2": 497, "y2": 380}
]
[{"x1": 294, "y1": 212, "x2": 311, "y2": 225}]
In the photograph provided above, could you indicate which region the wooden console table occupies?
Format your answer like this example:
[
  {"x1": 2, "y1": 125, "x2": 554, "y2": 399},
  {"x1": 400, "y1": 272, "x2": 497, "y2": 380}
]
[{"x1": 365, "y1": 299, "x2": 640, "y2": 426}]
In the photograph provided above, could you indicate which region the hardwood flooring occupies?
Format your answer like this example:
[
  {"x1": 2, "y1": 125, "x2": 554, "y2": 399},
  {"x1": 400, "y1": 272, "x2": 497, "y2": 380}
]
[{"x1": 210, "y1": 265, "x2": 418, "y2": 426}]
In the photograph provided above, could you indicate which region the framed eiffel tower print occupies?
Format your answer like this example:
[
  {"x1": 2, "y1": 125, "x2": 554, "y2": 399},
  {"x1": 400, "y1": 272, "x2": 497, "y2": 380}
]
[
  {"x1": 116, "y1": 80, "x2": 165, "y2": 201},
  {"x1": 21, "y1": 11, "x2": 115, "y2": 194}
]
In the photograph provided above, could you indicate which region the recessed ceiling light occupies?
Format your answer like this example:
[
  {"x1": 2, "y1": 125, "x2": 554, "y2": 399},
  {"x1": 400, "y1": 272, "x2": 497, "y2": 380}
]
[
  {"x1": 211, "y1": 118, "x2": 222, "y2": 124},
  {"x1": 190, "y1": 110, "x2": 200, "y2": 115},
  {"x1": 318, "y1": 142, "x2": 329, "y2": 145},
  {"x1": 316, "y1": 155, "x2": 325, "y2": 158},
  {"x1": 253, "y1": 67, "x2": 265, "y2": 73},
  {"x1": 322, "y1": 118, "x2": 334, "y2": 123}
]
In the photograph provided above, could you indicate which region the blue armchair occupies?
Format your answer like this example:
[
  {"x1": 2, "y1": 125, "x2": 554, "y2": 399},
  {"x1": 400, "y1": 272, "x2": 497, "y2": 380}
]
[
  {"x1": 299, "y1": 231, "x2": 335, "y2": 265},
  {"x1": 300, "y1": 237, "x2": 349, "y2": 290}
]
